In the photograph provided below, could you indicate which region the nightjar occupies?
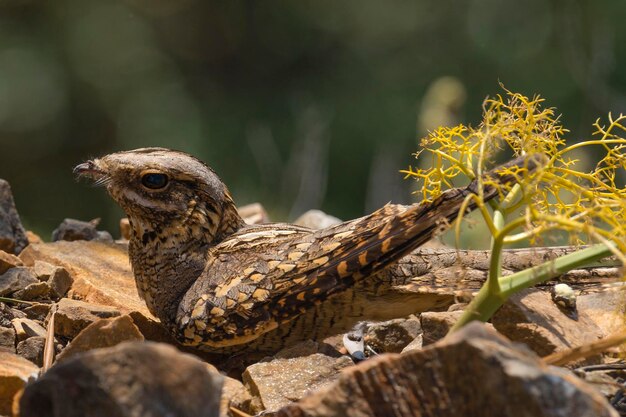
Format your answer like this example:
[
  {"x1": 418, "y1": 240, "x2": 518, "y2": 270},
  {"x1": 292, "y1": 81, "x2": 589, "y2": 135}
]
[{"x1": 74, "y1": 148, "x2": 537, "y2": 354}]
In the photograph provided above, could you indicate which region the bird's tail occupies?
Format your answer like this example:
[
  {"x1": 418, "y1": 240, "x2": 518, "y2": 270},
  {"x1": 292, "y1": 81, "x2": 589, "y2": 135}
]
[{"x1": 273, "y1": 154, "x2": 543, "y2": 322}]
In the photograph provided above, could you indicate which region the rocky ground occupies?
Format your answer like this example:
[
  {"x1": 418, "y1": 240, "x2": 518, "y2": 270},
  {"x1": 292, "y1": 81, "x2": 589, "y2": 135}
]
[{"x1": 1, "y1": 178, "x2": 626, "y2": 417}]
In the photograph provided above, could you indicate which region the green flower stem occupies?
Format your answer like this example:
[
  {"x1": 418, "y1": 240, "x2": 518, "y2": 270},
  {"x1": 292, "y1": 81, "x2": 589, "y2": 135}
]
[
  {"x1": 499, "y1": 243, "x2": 615, "y2": 297},
  {"x1": 450, "y1": 243, "x2": 615, "y2": 332},
  {"x1": 488, "y1": 183, "x2": 523, "y2": 292}
]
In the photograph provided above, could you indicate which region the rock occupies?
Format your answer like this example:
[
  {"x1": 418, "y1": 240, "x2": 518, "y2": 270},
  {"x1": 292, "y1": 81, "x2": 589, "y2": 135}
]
[
  {"x1": 0, "y1": 353, "x2": 38, "y2": 415},
  {"x1": 56, "y1": 315, "x2": 144, "y2": 362},
  {"x1": 400, "y1": 334, "x2": 423, "y2": 353},
  {"x1": 221, "y1": 375, "x2": 253, "y2": 417},
  {"x1": 47, "y1": 268, "x2": 73, "y2": 299},
  {"x1": 0, "y1": 267, "x2": 38, "y2": 296},
  {"x1": 447, "y1": 302, "x2": 468, "y2": 312},
  {"x1": 16, "y1": 337, "x2": 45, "y2": 366},
  {"x1": 276, "y1": 323, "x2": 618, "y2": 417},
  {"x1": 243, "y1": 340, "x2": 353, "y2": 414},
  {"x1": 577, "y1": 288, "x2": 626, "y2": 339},
  {"x1": 200, "y1": 361, "x2": 254, "y2": 416},
  {"x1": 0, "y1": 179, "x2": 29, "y2": 255},
  {"x1": 0, "y1": 250, "x2": 22, "y2": 275},
  {"x1": 119, "y1": 218, "x2": 131, "y2": 240},
  {"x1": 238, "y1": 203, "x2": 270, "y2": 225},
  {"x1": 23, "y1": 303, "x2": 51, "y2": 321},
  {"x1": 578, "y1": 367, "x2": 626, "y2": 399},
  {"x1": 364, "y1": 316, "x2": 422, "y2": 353},
  {"x1": 274, "y1": 339, "x2": 342, "y2": 359},
  {"x1": 293, "y1": 210, "x2": 341, "y2": 230},
  {"x1": 31, "y1": 262, "x2": 72, "y2": 299},
  {"x1": 25, "y1": 231, "x2": 43, "y2": 245},
  {"x1": 126, "y1": 310, "x2": 178, "y2": 344},
  {"x1": 321, "y1": 333, "x2": 347, "y2": 354},
  {"x1": 19, "y1": 241, "x2": 153, "y2": 318},
  {"x1": 0, "y1": 326, "x2": 15, "y2": 353},
  {"x1": 14, "y1": 281, "x2": 50, "y2": 301},
  {"x1": 491, "y1": 288, "x2": 604, "y2": 359},
  {"x1": 53, "y1": 298, "x2": 121, "y2": 338},
  {"x1": 12, "y1": 318, "x2": 47, "y2": 342},
  {"x1": 51, "y1": 218, "x2": 112, "y2": 242},
  {"x1": 0, "y1": 303, "x2": 23, "y2": 327},
  {"x1": 32, "y1": 261, "x2": 57, "y2": 281},
  {"x1": 19, "y1": 341, "x2": 223, "y2": 417},
  {"x1": 420, "y1": 310, "x2": 464, "y2": 345}
]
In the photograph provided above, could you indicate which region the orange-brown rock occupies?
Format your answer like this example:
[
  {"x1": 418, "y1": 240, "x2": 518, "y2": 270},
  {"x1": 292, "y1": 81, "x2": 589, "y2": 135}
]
[
  {"x1": 19, "y1": 341, "x2": 223, "y2": 417},
  {"x1": 53, "y1": 298, "x2": 121, "y2": 338},
  {"x1": 420, "y1": 310, "x2": 464, "y2": 345},
  {"x1": 577, "y1": 288, "x2": 626, "y2": 339},
  {"x1": 276, "y1": 323, "x2": 617, "y2": 417},
  {"x1": 0, "y1": 351, "x2": 38, "y2": 415},
  {"x1": 56, "y1": 315, "x2": 144, "y2": 361},
  {"x1": 243, "y1": 341, "x2": 353, "y2": 414},
  {"x1": 491, "y1": 288, "x2": 604, "y2": 360},
  {"x1": 238, "y1": 203, "x2": 270, "y2": 225},
  {"x1": 0, "y1": 179, "x2": 28, "y2": 255},
  {"x1": 19, "y1": 241, "x2": 152, "y2": 318},
  {"x1": 0, "y1": 250, "x2": 21, "y2": 275},
  {"x1": 0, "y1": 267, "x2": 38, "y2": 296}
]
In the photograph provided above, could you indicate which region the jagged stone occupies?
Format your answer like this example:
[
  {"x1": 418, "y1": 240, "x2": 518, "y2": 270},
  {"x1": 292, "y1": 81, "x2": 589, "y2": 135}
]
[
  {"x1": 0, "y1": 303, "x2": 23, "y2": 327},
  {"x1": 22, "y1": 303, "x2": 51, "y2": 321},
  {"x1": 400, "y1": 335, "x2": 423, "y2": 353},
  {"x1": 14, "y1": 281, "x2": 50, "y2": 301},
  {"x1": 16, "y1": 336, "x2": 45, "y2": 367},
  {"x1": 51, "y1": 218, "x2": 112, "y2": 242},
  {"x1": 25, "y1": 231, "x2": 43, "y2": 245},
  {"x1": 32, "y1": 261, "x2": 57, "y2": 281},
  {"x1": 119, "y1": 218, "x2": 131, "y2": 240},
  {"x1": 0, "y1": 267, "x2": 38, "y2": 296},
  {"x1": 221, "y1": 375, "x2": 253, "y2": 417},
  {"x1": 12, "y1": 318, "x2": 46, "y2": 342},
  {"x1": 19, "y1": 341, "x2": 223, "y2": 417},
  {"x1": 243, "y1": 340, "x2": 353, "y2": 414},
  {"x1": 0, "y1": 179, "x2": 28, "y2": 255},
  {"x1": 238, "y1": 203, "x2": 270, "y2": 225},
  {"x1": 53, "y1": 298, "x2": 121, "y2": 338},
  {"x1": 492, "y1": 288, "x2": 604, "y2": 359},
  {"x1": 56, "y1": 315, "x2": 144, "y2": 362},
  {"x1": 31, "y1": 262, "x2": 72, "y2": 299},
  {"x1": 420, "y1": 310, "x2": 464, "y2": 345},
  {"x1": 47, "y1": 268, "x2": 73, "y2": 299},
  {"x1": 364, "y1": 316, "x2": 422, "y2": 353},
  {"x1": 0, "y1": 326, "x2": 15, "y2": 353},
  {"x1": 276, "y1": 323, "x2": 618, "y2": 417},
  {"x1": 19, "y1": 241, "x2": 152, "y2": 318},
  {"x1": 293, "y1": 210, "x2": 341, "y2": 230},
  {"x1": 577, "y1": 288, "x2": 626, "y2": 339},
  {"x1": 0, "y1": 250, "x2": 22, "y2": 275},
  {"x1": 0, "y1": 351, "x2": 38, "y2": 416}
]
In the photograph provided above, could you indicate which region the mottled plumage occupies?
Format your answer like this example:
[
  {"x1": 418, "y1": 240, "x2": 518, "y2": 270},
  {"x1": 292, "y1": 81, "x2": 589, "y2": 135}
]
[{"x1": 74, "y1": 148, "x2": 535, "y2": 354}]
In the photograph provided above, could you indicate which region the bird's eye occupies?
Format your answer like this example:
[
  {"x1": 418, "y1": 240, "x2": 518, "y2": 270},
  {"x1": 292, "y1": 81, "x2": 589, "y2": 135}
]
[{"x1": 141, "y1": 173, "x2": 169, "y2": 190}]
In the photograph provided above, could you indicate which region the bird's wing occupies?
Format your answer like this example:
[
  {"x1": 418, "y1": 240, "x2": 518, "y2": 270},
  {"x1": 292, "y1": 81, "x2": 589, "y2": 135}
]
[
  {"x1": 177, "y1": 154, "x2": 539, "y2": 347},
  {"x1": 177, "y1": 193, "x2": 465, "y2": 348}
]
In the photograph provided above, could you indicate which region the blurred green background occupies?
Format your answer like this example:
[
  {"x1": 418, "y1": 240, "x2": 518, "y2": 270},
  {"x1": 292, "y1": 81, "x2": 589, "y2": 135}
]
[{"x1": 0, "y1": 0, "x2": 624, "y2": 239}]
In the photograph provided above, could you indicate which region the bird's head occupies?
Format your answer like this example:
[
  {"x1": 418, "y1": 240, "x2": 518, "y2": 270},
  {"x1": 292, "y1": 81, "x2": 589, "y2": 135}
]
[{"x1": 74, "y1": 147, "x2": 245, "y2": 243}]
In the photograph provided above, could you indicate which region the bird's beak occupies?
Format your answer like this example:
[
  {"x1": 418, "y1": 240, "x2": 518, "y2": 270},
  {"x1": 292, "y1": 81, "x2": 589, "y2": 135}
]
[
  {"x1": 73, "y1": 160, "x2": 99, "y2": 177},
  {"x1": 73, "y1": 160, "x2": 108, "y2": 185}
]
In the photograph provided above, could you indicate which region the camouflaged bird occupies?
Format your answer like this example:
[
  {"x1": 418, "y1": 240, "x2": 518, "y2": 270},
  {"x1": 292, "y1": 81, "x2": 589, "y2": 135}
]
[{"x1": 74, "y1": 148, "x2": 537, "y2": 354}]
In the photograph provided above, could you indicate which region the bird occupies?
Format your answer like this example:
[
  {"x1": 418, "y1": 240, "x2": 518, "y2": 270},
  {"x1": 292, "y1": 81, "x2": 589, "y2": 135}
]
[{"x1": 74, "y1": 148, "x2": 537, "y2": 355}]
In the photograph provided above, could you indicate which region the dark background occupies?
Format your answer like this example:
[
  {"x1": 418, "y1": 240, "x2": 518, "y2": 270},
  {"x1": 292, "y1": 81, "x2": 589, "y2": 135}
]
[{"x1": 0, "y1": 0, "x2": 624, "y2": 239}]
